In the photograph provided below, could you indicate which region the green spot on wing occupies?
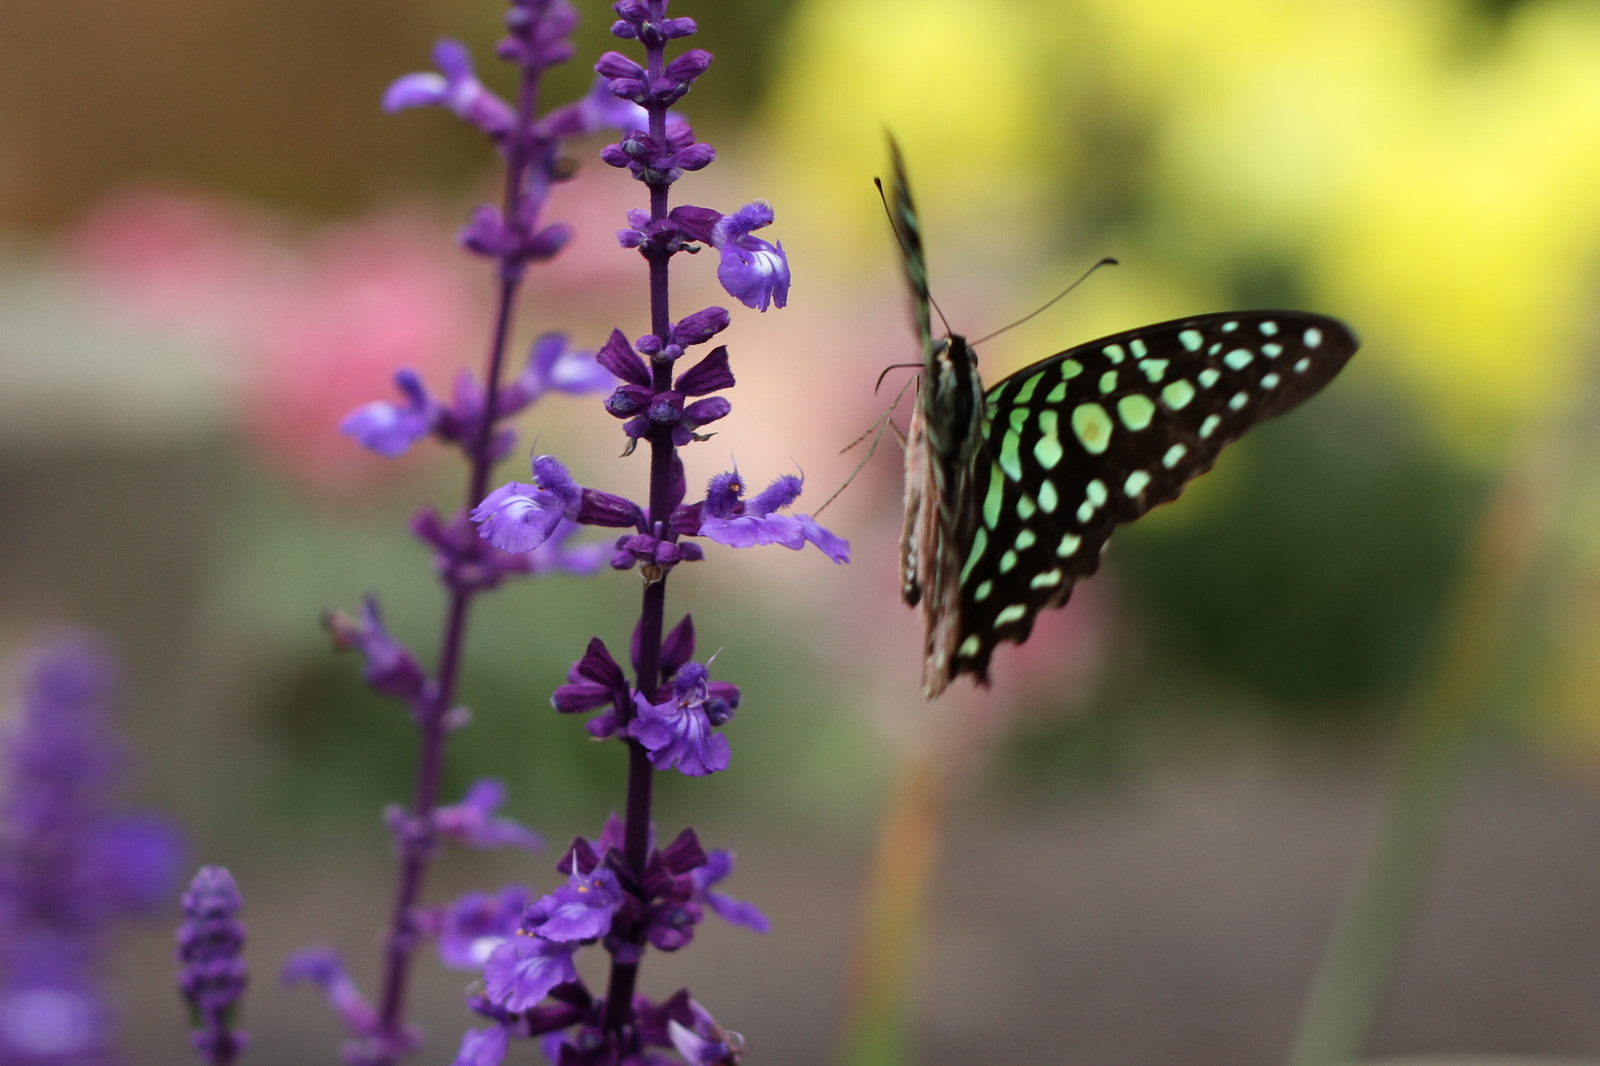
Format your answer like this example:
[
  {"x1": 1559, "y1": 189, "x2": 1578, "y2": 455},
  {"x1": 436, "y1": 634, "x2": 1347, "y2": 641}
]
[
  {"x1": 1117, "y1": 393, "x2": 1156, "y2": 431},
  {"x1": 1034, "y1": 410, "x2": 1064, "y2": 469},
  {"x1": 1071, "y1": 403, "x2": 1113, "y2": 455},
  {"x1": 982, "y1": 463, "x2": 1005, "y2": 527},
  {"x1": 1162, "y1": 380, "x2": 1195, "y2": 410}
]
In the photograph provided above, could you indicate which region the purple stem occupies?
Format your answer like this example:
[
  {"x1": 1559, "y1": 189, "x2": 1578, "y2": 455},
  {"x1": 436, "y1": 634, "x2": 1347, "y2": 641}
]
[
  {"x1": 370, "y1": 47, "x2": 545, "y2": 1061},
  {"x1": 602, "y1": 24, "x2": 673, "y2": 1037}
]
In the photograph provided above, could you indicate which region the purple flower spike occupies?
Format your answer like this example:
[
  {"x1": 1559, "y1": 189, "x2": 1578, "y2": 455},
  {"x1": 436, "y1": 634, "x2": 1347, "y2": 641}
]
[
  {"x1": 483, "y1": 935, "x2": 578, "y2": 1012},
  {"x1": 713, "y1": 202, "x2": 790, "y2": 312},
  {"x1": 0, "y1": 636, "x2": 184, "y2": 1066},
  {"x1": 431, "y1": 779, "x2": 544, "y2": 852},
  {"x1": 384, "y1": 39, "x2": 516, "y2": 140},
  {"x1": 630, "y1": 662, "x2": 733, "y2": 777},
  {"x1": 473, "y1": 454, "x2": 584, "y2": 553},
  {"x1": 341, "y1": 368, "x2": 439, "y2": 457},
  {"x1": 177, "y1": 866, "x2": 249, "y2": 1065}
]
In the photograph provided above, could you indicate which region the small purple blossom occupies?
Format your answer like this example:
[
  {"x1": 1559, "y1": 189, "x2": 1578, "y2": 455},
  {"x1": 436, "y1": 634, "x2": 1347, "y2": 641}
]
[
  {"x1": 630, "y1": 662, "x2": 732, "y2": 776},
  {"x1": 537, "y1": 76, "x2": 650, "y2": 139},
  {"x1": 449, "y1": 1025, "x2": 510, "y2": 1066},
  {"x1": 667, "y1": 1000, "x2": 744, "y2": 1066},
  {"x1": 384, "y1": 39, "x2": 516, "y2": 140},
  {"x1": 483, "y1": 935, "x2": 578, "y2": 1012},
  {"x1": 473, "y1": 454, "x2": 583, "y2": 553},
  {"x1": 324, "y1": 596, "x2": 429, "y2": 701},
  {"x1": 176, "y1": 866, "x2": 249, "y2": 1065},
  {"x1": 551, "y1": 638, "x2": 631, "y2": 738},
  {"x1": 690, "y1": 850, "x2": 769, "y2": 934},
  {"x1": 428, "y1": 779, "x2": 544, "y2": 852},
  {"x1": 435, "y1": 886, "x2": 533, "y2": 970},
  {"x1": 697, "y1": 472, "x2": 849, "y2": 562},
  {"x1": 341, "y1": 368, "x2": 438, "y2": 457},
  {"x1": 498, "y1": 333, "x2": 614, "y2": 413},
  {"x1": 713, "y1": 202, "x2": 790, "y2": 312},
  {"x1": 521, "y1": 864, "x2": 623, "y2": 943}
]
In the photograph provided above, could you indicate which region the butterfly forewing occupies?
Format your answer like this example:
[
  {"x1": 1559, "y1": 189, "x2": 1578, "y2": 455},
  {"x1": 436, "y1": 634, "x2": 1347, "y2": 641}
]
[
  {"x1": 946, "y1": 311, "x2": 1358, "y2": 686},
  {"x1": 881, "y1": 137, "x2": 1358, "y2": 698}
]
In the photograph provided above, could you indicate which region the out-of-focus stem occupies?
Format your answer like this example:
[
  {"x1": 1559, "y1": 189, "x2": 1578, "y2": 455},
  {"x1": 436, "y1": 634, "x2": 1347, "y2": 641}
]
[
  {"x1": 370, "y1": 46, "x2": 545, "y2": 1062},
  {"x1": 1286, "y1": 440, "x2": 1554, "y2": 1066}
]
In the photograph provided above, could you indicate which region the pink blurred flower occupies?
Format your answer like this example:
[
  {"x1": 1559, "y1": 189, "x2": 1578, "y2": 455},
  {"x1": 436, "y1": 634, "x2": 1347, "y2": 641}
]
[{"x1": 67, "y1": 189, "x2": 480, "y2": 491}]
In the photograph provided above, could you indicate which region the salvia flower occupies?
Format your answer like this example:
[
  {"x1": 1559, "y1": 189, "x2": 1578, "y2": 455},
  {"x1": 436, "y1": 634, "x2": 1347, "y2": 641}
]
[
  {"x1": 176, "y1": 866, "x2": 249, "y2": 1065},
  {"x1": 630, "y1": 661, "x2": 732, "y2": 777},
  {"x1": 418, "y1": 779, "x2": 544, "y2": 853},
  {"x1": 323, "y1": 596, "x2": 429, "y2": 702},
  {"x1": 698, "y1": 472, "x2": 849, "y2": 562},
  {"x1": 282, "y1": 948, "x2": 418, "y2": 1065},
  {"x1": 712, "y1": 202, "x2": 790, "y2": 312},
  {"x1": 482, "y1": 935, "x2": 577, "y2": 1013},
  {"x1": 340, "y1": 368, "x2": 439, "y2": 457},
  {"x1": 521, "y1": 862, "x2": 624, "y2": 943},
  {"x1": 689, "y1": 850, "x2": 769, "y2": 934},
  {"x1": 667, "y1": 998, "x2": 744, "y2": 1066},
  {"x1": 433, "y1": 886, "x2": 533, "y2": 970},
  {"x1": 473, "y1": 454, "x2": 584, "y2": 553},
  {"x1": 384, "y1": 39, "x2": 516, "y2": 141}
]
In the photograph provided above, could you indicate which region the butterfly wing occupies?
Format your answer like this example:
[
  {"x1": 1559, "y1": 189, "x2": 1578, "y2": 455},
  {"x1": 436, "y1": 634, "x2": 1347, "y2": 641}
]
[
  {"x1": 941, "y1": 311, "x2": 1359, "y2": 690},
  {"x1": 884, "y1": 138, "x2": 991, "y2": 692}
]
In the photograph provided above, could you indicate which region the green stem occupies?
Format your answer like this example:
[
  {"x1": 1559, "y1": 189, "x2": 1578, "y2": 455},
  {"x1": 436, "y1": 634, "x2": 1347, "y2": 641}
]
[{"x1": 1286, "y1": 447, "x2": 1550, "y2": 1066}]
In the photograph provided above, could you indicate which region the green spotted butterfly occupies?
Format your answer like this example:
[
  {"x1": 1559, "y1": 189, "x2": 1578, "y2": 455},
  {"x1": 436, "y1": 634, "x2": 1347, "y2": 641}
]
[{"x1": 885, "y1": 138, "x2": 1359, "y2": 698}]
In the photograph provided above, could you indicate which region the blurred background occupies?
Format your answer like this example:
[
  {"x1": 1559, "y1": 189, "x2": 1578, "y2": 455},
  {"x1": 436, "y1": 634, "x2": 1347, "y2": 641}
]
[{"x1": 5, "y1": 0, "x2": 1600, "y2": 1063}]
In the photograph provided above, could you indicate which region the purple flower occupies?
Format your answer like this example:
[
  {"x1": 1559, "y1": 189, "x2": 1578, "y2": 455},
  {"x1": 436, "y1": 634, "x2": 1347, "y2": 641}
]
[
  {"x1": 449, "y1": 1025, "x2": 510, "y2": 1066},
  {"x1": 473, "y1": 454, "x2": 583, "y2": 553},
  {"x1": 522, "y1": 864, "x2": 623, "y2": 943},
  {"x1": 436, "y1": 886, "x2": 533, "y2": 970},
  {"x1": 537, "y1": 76, "x2": 650, "y2": 139},
  {"x1": 498, "y1": 333, "x2": 614, "y2": 415},
  {"x1": 176, "y1": 866, "x2": 249, "y2": 1065},
  {"x1": 384, "y1": 39, "x2": 516, "y2": 140},
  {"x1": 690, "y1": 850, "x2": 768, "y2": 934},
  {"x1": 341, "y1": 368, "x2": 439, "y2": 457},
  {"x1": 667, "y1": 999, "x2": 744, "y2": 1066},
  {"x1": 713, "y1": 202, "x2": 790, "y2": 312},
  {"x1": 324, "y1": 596, "x2": 429, "y2": 701},
  {"x1": 697, "y1": 472, "x2": 849, "y2": 562},
  {"x1": 483, "y1": 935, "x2": 577, "y2": 1012},
  {"x1": 630, "y1": 662, "x2": 732, "y2": 776},
  {"x1": 429, "y1": 779, "x2": 543, "y2": 852},
  {"x1": 281, "y1": 949, "x2": 377, "y2": 1037},
  {"x1": 551, "y1": 638, "x2": 631, "y2": 738}
]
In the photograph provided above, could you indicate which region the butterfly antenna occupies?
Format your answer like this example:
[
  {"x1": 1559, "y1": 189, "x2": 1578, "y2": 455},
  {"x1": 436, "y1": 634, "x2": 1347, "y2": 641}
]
[
  {"x1": 814, "y1": 374, "x2": 918, "y2": 517},
  {"x1": 970, "y1": 256, "x2": 1119, "y2": 348}
]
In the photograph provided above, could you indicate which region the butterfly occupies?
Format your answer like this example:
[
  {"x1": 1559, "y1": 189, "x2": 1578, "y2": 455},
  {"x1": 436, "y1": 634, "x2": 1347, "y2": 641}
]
[{"x1": 884, "y1": 138, "x2": 1360, "y2": 699}]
